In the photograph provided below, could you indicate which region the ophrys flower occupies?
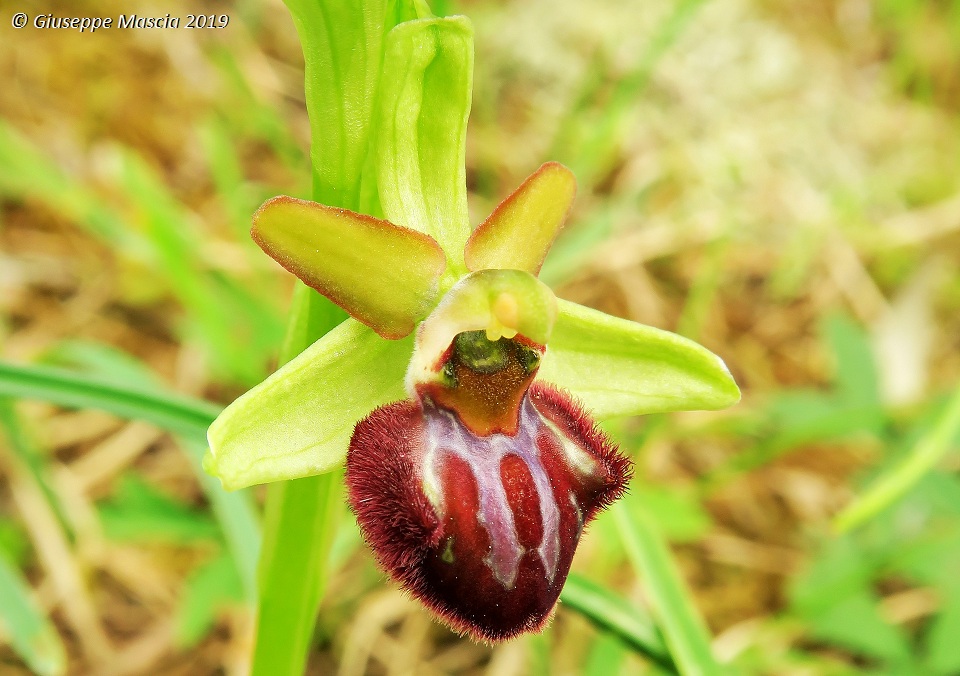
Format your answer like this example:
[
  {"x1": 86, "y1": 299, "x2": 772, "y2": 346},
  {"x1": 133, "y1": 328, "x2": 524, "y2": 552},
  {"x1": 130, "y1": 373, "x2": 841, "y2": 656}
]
[
  {"x1": 206, "y1": 162, "x2": 738, "y2": 641},
  {"x1": 205, "y1": 14, "x2": 738, "y2": 643}
]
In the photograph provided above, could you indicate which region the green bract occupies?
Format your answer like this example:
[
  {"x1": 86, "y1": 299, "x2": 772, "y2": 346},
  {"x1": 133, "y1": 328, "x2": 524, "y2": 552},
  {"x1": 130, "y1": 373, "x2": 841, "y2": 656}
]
[{"x1": 205, "y1": 12, "x2": 740, "y2": 491}]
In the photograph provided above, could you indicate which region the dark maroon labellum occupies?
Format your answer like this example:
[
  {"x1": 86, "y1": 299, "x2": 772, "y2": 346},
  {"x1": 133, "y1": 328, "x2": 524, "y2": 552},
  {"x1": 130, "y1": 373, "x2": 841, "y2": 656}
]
[{"x1": 346, "y1": 334, "x2": 631, "y2": 642}]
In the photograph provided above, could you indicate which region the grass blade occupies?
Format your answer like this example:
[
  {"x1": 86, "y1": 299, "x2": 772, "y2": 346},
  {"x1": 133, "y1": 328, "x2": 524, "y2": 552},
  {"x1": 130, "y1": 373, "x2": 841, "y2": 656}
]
[
  {"x1": 0, "y1": 360, "x2": 219, "y2": 441},
  {"x1": 561, "y1": 572, "x2": 676, "y2": 672},
  {"x1": 24, "y1": 345, "x2": 262, "y2": 601},
  {"x1": 183, "y1": 439, "x2": 262, "y2": 601},
  {"x1": 176, "y1": 551, "x2": 244, "y2": 648},
  {"x1": 0, "y1": 551, "x2": 67, "y2": 676},
  {"x1": 834, "y1": 383, "x2": 960, "y2": 533},
  {"x1": 0, "y1": 121, "x2": 150, "y2": 258},
  {"x1": 0, "y1": 400, "x2": 74, "y2": 540},
  {"x1": 0, "y1": 358, "x2": 261, "y2": 601},
  {"x1": 613, "y1": 496, "x2": 723, "y2": 676}
]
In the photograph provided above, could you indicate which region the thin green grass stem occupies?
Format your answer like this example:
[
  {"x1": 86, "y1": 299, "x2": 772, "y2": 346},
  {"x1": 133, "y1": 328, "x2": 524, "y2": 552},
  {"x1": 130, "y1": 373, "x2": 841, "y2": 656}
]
[
  {"x1": 835, "y1": 383, "x2": 960, "y2": 533},
  {"x1": 0, "y1": 549, "x2": 66, "y2": 676},
  {"x1": 613, "y1": 497, "x2": 723, "y2": 676},
  {"x1": 0, "y1": 363, "x2": 262, "y2": 602},
  {"x1": 560, "y1": 572, "x2": 676, "y2": 672},
  {"x1": 0, "y1": 361, "x2": 219, "y2": 440}
]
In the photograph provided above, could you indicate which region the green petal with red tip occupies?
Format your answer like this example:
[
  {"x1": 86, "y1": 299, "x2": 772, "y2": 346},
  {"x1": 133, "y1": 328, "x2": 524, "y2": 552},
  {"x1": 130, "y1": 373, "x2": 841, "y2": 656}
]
[
  {"x1": 538, "y1": 300, "x2": 741, "y2": 419},
  {"x1": 205, "y1": 319, "x2": 412, "y2": 490},
  {"x1": 375, "y1": 16, "x2": 473, "y2": 274},
  {"x1": 464, "y1": 162, "x2": 577, "y2": 275},
  {"x1": 252, "y1": 196, "x2": 445, "y2": 339}
]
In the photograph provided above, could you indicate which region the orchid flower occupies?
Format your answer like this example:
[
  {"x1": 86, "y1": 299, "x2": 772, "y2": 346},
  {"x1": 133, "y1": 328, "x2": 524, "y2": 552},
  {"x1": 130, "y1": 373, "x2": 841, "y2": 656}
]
[{"x1": 205, "y1": 15, "x2": 739, "y2": 642}]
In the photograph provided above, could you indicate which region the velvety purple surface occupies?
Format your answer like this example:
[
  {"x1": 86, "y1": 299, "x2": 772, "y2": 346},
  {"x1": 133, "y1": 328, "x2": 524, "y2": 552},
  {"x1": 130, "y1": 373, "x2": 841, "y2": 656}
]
[{"x1": 346, "y1": 383, "x2": 631, "y2": 641}]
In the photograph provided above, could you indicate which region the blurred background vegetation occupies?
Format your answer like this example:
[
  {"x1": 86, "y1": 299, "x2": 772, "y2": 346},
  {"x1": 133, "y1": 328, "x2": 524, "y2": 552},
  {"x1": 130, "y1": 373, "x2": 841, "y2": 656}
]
[{"x1": 2, "y1": 0, "x2": 960, "y2": 673}]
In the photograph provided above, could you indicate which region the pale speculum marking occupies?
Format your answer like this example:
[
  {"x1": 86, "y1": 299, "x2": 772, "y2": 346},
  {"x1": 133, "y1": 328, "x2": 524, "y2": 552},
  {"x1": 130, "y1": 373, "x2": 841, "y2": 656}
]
[{"x1": 420, "y1": 397, "x2": 561, "y2": 589}]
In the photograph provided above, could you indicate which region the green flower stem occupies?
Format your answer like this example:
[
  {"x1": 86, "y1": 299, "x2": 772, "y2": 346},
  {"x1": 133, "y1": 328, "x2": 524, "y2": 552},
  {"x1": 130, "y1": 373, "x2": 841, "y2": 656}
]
[
  {"x1": 249, "y1": 0, "x2": 404, "y2": 669},
  {"x1": 251, "y1": 467, "x2": 342, "y2": 675},
  {"x1": 249, "y1": 289, "x2": 348, "y2": 676}
]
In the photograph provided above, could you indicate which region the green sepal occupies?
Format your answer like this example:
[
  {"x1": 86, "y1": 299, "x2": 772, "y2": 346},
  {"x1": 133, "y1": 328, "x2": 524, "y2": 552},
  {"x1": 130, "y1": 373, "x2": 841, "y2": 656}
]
[
  {"x1": 538, "y1": 299, "x2": 740, "y2": 419},
  {"x1": 206, "y1": 319, "x2": 411, "y2": 490},
  {"x1": 252, "y1": 196, "x2": 445, "y2": 339},
  {"x1": 464, "y1": 162, "x2": 577, "y2": 275},
  {"x1": 375, "y1": 16, "x2": 474, "y2": 275}
]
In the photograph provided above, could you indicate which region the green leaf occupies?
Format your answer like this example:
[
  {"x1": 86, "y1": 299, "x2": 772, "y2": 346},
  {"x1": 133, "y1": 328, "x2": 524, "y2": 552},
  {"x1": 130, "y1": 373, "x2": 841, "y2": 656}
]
[
  {"x1": 632, "y1": 484, "x2": 712, "y2": 543},
  {"x1": 584, "y1": 632, "x2": 628, "y2": 676},
  {"x1": 0, "y1": 360, "x2": 219, "y2": 440},
  {"x1": 206, "y1": 319, "x2": 411, "y2": 490},
  {"x1": 0, "y1": 121, "x2": 149, "y2": 258},
  {"x1": 175, "y1": 438, "x2": 261, "y2": 604},
  {"x1": 808, "y1": 592, "x2": 913, "y2": 665},
  {"x1": 465, "y1": 162, "x2": 577, "y2": 275},
  {"x1": 283, "y1": 0, "x2": 398, "y2": 210},
  {"x1": 560, "y1": 573, "x2": 675, "y2": 672},
  {"x1": 208, "y1": 48, "x2": 307, "y2": 169},
  {"x1": 41, "y1": 340, "x2": 169, "y2": 389},
  {"x1": 199, "y1": 118, "x2": 259, "y2": 242},
  {"x1": 824, "y1": 314, "x2": 881, "y2": 411},
  {"x1": 176, "y1": 552, "x2": 244, "y2": 647},
  {"x1": 613, "y1": 495, "x2": 723, "y2": 676},
  {"x1": 0, "y1": 351, "x2": 260, "y2": 599},
  {"x1": 538, "y1": 300, "x2": 740, "y2": 419},
  {"x1": 0, "y1": 551, "x2": 66, "y2": 676},
  {"x1": 375, "y1": 16, "x2": 474, "y2": 271},
  {"x1": 118, "y1": 149, "x2": 279, "y2": 385},
  {"x1": 715, "y1": 389, "x2": 886, "y2": 481},
  {"x1": 0, "y1": 518, "x2": 29, "y2": 567},
  {"x1": 789, "y1": 535, "x2": 872, "y2": 617},
  {"x1": 926, "y1": 582, "x2": 960, "y2": 673},
  {"x1": 98, "y1": 475, "x2": 220, "y2": 543},
  {"x1": 0, "y1": 400, "x2": 73, "y2": 540},
  {"x1": 527, "y1": 631, "x2": 552, "y2": 675},
  {"x1": 789, "y1": 536, "x2": 912, "y2": 665},
  {"x1": 252, "y1": 196, "x2": 446, "y2": 339},
  {"x1": 835, "y1": 382, "x2": 960, "y2": 533}
]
